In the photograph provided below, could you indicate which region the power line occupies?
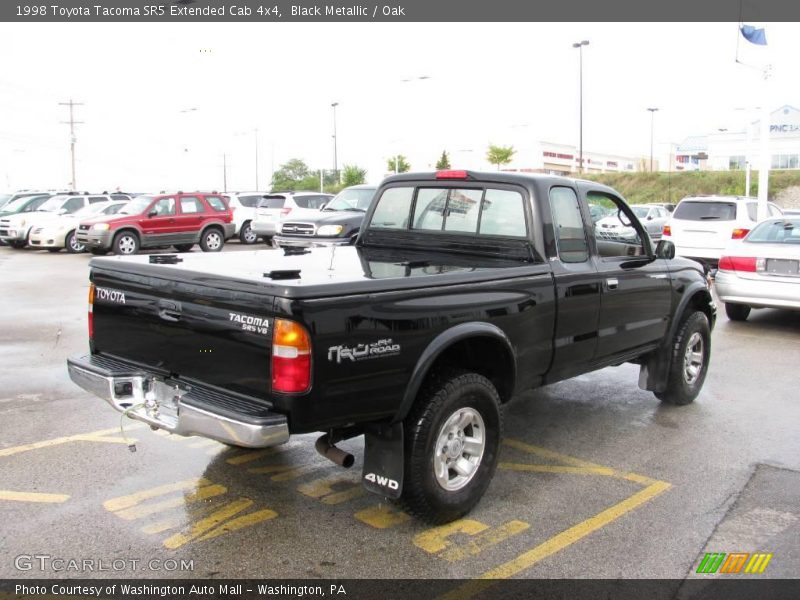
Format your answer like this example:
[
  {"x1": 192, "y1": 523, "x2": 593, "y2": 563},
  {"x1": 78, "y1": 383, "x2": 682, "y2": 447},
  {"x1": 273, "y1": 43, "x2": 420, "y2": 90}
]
[{"x1": 59, "y1": 98, "x2": 83, "y2": 190}]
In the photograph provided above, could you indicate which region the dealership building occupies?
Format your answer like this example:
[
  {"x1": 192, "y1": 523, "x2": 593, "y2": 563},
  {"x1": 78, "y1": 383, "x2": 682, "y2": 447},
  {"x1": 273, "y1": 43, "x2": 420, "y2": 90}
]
[
  {"x1": 674, "y1": 105, "x2": 800, "y2": 172},
  {"x1": 502, "y1": 141, "x2": 648, "y2": 176}
]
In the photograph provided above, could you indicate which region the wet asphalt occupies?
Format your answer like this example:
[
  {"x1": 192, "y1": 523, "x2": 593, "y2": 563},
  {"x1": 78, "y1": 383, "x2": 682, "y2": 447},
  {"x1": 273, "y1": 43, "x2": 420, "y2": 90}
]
[{"x1": 0, "y1": 242, "x2": 798, "y2": 582}]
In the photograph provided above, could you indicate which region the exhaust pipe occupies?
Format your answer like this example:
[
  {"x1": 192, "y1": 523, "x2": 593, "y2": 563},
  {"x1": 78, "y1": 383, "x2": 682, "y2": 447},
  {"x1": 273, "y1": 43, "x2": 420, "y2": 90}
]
[{"x1": 315, "y1": 433, "x2": 354, "y2": 468}]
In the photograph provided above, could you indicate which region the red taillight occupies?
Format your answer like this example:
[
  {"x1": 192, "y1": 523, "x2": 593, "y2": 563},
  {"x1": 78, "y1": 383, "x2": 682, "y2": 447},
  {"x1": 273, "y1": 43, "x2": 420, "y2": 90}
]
[
  {"x1": 88, "y1": 283, "x2": 95, "y2": 340},
  {"x1": 662, "y1": 225, "x2": 672, "y2": 237},
  {"x1": 731, "y1": 228, "x2": 750, "y2": 240},
  {"x1": 718, "y1": 256, "x2": 757, "y2": 272},
  {"x1": 281, "y1": 208, "x2": 292, "y2": 217},
  {"x1": 271, "y1": 319, "x2": 311, "y2": 393},
  {"x1": 435, "y1": 170, "x2": 468, "y2": 179}
]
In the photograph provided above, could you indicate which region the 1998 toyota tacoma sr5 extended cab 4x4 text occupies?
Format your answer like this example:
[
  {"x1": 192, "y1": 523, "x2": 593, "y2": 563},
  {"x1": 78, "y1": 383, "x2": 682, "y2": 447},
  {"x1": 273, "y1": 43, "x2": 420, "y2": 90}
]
[{"x1": 68, "y1": 171, "x2": 716, "y2": 523}]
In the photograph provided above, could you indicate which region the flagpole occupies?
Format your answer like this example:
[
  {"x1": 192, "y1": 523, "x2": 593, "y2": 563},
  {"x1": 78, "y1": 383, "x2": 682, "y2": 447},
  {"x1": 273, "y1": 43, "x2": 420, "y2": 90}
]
[{"x1": 756, "y1": 67, "x2": 771, "y2": 221}]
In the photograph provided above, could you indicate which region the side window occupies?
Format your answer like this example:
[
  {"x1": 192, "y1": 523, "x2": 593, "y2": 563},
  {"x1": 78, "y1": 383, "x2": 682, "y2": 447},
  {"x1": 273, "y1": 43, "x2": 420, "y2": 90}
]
[
  {"x1": 103, "y1": 204, "x2": 124, "y2": 215},
  {"x1": 767, "y1": 204, "x2": 781, "y2": 217},
  {"x1": 746, "y1": 203, "x2": 758, "y2": 221},
  {"x1": 587, "y1": 192, "x2": 646, "y2": 258},
  {"x1": 62, "y1": 197, "x2": 85, "y2": 213},
  {"x1": 150, "y1": 197, "x2": 176, "y2": 216},
  {"x1": 370, "y1": 187, "x2": 414, "y2": 229},
  {"x1": 548, "y1": 187, "x2": 589, "y2": 263},
  {"x1": 205, "y1": 196, "x2": 227, "y2": 211},
  {"x1": 88, "y1": 196, "x2": 107, "y2": 204},
  {"x1": 479, "y1": 189, "x2": 527, "y2": 237},
  {"x1": 180, "y1": 196, "x2": 204, "y2": 214}
]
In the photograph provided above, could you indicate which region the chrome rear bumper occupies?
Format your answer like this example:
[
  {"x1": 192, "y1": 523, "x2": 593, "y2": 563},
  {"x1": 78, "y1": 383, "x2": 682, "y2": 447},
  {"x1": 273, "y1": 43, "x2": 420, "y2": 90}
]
[{"x1": 67, "y1": 354, "x2": 289, "y2": 448}]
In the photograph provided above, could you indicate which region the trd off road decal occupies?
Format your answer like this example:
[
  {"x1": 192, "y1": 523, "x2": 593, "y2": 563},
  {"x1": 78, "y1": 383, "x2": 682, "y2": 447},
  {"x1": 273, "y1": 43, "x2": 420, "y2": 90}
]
[
  {"x1": 328, "y1": 338, "x2": 401, "y2": 363},
  {"x1": 228, "y1": 312, "x2": 269, "y2": 335}
]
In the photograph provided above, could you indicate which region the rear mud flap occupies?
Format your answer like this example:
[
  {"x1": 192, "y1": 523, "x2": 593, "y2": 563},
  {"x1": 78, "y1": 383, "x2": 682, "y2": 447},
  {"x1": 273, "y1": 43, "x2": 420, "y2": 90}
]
[{"x1": 362, "y1": 422, "x2": 404, "y2": 499}]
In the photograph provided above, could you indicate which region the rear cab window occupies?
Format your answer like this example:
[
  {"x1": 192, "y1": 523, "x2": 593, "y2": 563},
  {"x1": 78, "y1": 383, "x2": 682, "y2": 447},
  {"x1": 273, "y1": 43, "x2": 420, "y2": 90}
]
[
  {"x1": 673, "y1": 201, "x2": 737, "y2": 221},
  {"x1": 370, "y1": 185, "x2": 528, "y2": 238}
]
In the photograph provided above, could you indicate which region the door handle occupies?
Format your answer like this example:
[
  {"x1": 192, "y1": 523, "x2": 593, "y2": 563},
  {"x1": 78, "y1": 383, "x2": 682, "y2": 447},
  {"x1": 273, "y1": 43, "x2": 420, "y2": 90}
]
[{"x1": 606, "y1": 277, "x2": 619, "y2": 290}]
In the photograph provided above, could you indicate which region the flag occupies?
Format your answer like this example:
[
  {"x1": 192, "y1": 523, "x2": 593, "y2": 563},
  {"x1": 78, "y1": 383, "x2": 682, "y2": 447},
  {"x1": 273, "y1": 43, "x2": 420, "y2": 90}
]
[{"x1": 740, "y1": 25, "x2": 767, "y2": 46}]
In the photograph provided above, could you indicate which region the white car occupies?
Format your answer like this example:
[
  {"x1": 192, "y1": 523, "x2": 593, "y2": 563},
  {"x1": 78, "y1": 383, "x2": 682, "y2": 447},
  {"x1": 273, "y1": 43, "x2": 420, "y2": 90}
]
[
  {"x1": 0, "y1": 193, "x2": 123, "y2": 248},
  {"x1": 716, "y1": 216, "x2": 800, "y2": 321},
  {"x1": 662, "y1": 196, "x2": 783, "y2": 268},
  {"x1": 595, "y1": 204, "x2": 670, "y2": 242},
  {"x1": 224, "y1": 192, "x2": 269, "y2": 244},
  {"x1": 28, "y1": 201, "x2": 128, "y2": 253},
  {"x1": 251, "y1": 192, "x2": 333, "y2": 241}
]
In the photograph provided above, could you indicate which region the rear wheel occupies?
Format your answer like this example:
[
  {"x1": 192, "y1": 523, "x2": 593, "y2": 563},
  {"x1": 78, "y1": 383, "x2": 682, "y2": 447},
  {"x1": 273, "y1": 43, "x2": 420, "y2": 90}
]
[
  {"x1": 9, "y1": 241, "x2": 25, "y2": 249},
  {"x1": 174, "y1": 244, "x2": 194, "y2": 252},
  {"x1": 239, "y1": 221, "x2": 258, "y2": 244},
  {"x1": 725, "y1": 303, "x2": 751, "y2": 322},
  {"x1": 89, "y1": 248, "x2": 108, "y2": 256},
  {"x1": 200, "y1": 228, "x2": 224, "y2": 252},
  {"x1": 65, "y1": 230, "x2": 84, "y2": 253},
  {"x1": 655, "y1": 311, "x2": 710, "y2": 406},
  {"x1": 47, "y1": 248, "x2": 61, "y2": 253},
  {"x1": 112, "y1": 231, "x2": 140, "y2": 255},
  {"x1": 396, "y1": 369, "x2": 502, "y2": 524}
]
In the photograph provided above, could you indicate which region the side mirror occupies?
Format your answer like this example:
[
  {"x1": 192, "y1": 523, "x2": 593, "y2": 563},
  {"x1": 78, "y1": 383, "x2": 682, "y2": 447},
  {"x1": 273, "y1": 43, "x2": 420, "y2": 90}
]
[
  {"x1": 647, "y1": 215, "x2": 653, "y2": 221},
  {"x1": 319, "y1": 203, "x2": 327, "y2": 211},
  {"x1": 147, "y1": 210, "x2": 158, "y2": 218},
  {"x1": 57, "y1": 208, "x2": 68, "y2": 215},
  {"x1": 655, "y1": 239, "x2": 676, "y2": 260}
]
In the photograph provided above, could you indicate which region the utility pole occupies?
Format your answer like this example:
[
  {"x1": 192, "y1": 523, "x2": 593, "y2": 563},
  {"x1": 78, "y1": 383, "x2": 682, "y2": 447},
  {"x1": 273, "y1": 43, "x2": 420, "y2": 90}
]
[
  {"x1": 254, "y1": 128, "x2": 259, "y2": 190},
  {"x1": 331, "y1": 102, "x2": 339, "y2": 182},
  {"x1": 223, "y1": 153, "x2": 228, "y2": 192},
  {"x1": 647, "y1": 107, "x2": 659, "y2": 172},
  {"x1": 572, "y1": 40, "x2": 589, "y2": 174},
  {"x1": 59, "y1": 99, "x2": 83, "y2": 190}
]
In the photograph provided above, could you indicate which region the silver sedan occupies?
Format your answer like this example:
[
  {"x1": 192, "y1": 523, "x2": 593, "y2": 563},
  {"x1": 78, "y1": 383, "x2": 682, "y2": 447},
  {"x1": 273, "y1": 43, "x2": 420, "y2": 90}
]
[{"x1": 715, "y1": 217, "x2": 800, "y2": 320}]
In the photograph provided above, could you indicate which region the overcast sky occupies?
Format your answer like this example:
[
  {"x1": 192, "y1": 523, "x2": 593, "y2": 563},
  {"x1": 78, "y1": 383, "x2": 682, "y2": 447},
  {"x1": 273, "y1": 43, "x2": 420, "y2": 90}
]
[{"x1": 0, "y1": 21, "x2": 796, "y2": 192}]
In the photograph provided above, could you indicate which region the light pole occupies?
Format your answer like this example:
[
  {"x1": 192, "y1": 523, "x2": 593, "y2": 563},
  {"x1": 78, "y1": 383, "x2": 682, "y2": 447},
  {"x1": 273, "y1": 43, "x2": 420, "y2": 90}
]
[
  {"x1": 331, "y1": 102, "x2": 339, "y2": 182},
  {"x1": 254, "y1": 128, "x2": 259, "y2": 190},
  {"x1": 572, "y1": 40, "x2": 589, "y2": 173},
  {"x1": 647, "y1": 107, "x2": 659, "y2": 172}
]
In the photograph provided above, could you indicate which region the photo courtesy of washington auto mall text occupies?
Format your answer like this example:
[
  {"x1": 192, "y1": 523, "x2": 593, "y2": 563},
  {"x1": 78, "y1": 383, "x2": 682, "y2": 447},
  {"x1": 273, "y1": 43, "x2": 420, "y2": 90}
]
[{"x1": 1, "y1": 0, "x2": 800, "y2": 599}]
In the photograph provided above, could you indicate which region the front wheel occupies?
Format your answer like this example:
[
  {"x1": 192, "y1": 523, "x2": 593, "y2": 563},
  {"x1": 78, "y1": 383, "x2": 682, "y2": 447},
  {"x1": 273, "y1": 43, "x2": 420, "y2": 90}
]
[
  {"x1": 65, "y1": 230, "x2": 84, "y2": 253},
  {"x1": 112, "y1": 231, "x2": 140, "y2": 255},
  {"x1": 396, "y1": 370, "x2": 502, "y2": 524},
  {"x1": 655, "y1": 311, "x2": 711, "y2": 406},
  {"x1": 239, "y1": 221, "x2": 258, "y2": 244},
  {"x1": 200, "y1": 228, "x2": 224, "y2": 252},
  {"x1": 725, "y1": 303, "x2": 751, "y2": 322}
]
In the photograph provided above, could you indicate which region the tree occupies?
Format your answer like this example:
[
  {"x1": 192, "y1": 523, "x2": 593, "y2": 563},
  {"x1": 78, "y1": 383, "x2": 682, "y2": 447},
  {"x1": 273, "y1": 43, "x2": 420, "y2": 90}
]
[
  {"x1": 435, "y1": 150, "x2": 451, "y2": 170},
  {"x1": 341, "y1": 164, "x2": 367, "y2": 187},
  {"x1": 271, "y1": 158, "x2": 310, "y2": 190},
  {"x1": 486, "y1": 144, "x2": 515, "y2": 170},
  {"x1": 387, "y1": 155, "x2": 410, "y2": 174}
]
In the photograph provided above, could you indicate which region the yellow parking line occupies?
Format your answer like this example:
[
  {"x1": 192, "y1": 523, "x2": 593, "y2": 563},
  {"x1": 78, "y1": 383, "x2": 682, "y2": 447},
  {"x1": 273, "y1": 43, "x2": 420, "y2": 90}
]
[
  {"x1": 439, "y1": 480, "x2": 671, "y2": 600},
  {"x1": 0, "y1": 425, "x2": 144, "y2": 458},
  {"x1": 354, "y1": 504, "x2": 411, "y2": 529},
  {"x1": 103, "y1": 477, "x2": 209, "y2": 512},
  {"x1": 499, "y1": 463, "x2": 616, "y2": 477},
  {"x1": 226, "y1": 447, "x2": 280, "y2": 465},
  {"x1": 113, "y1": 484, "x2": 227, "y2": 521},
  {"x1": 0, "y1": 490, "x2": 70, "y2": 503},
  {"x1": 440, "y1": 520, "x2": 530, "y2": 562}
]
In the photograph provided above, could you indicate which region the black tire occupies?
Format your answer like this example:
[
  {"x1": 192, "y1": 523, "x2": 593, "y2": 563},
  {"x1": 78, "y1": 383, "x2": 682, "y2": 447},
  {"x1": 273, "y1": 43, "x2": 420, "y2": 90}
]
[
  {"x1": 725, "y1": 303, "x2": 751, "y2": 322},
  {"x1": 112, "y1": 231, "x2": 140, "y2": 255},
  {"x1": 174, "y1": 244, "x2": 194, "y2": 252},
  {"x1": 47, "y1": 248, "x2": 61, "y2": 253},
  {"x1": 239, "y1": 221, "x2": 258, "y2": 244},
  {"x1": 396, "y1": 369, "x2": 503, "y2": 524},
  {"x1": 89, "y1": 248, "x2": 108, "y2": 256},
  {"x1": 655, "y1": 311, "x2": 711, "y2": 406},
  {"x1": 65, "y1": 230, "x2": 84, "y2": 254},
  {"x1": 9, "y1": 241, "x2": 26, "y2": 249},
  {"x1": 200, "y1": 228, "x2": 224, "y2": 252}
]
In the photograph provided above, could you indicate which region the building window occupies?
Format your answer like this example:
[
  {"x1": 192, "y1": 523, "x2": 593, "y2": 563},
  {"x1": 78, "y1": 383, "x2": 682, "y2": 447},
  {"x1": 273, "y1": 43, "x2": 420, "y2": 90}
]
[
  {"x1": 729, "y1": 155, "x2": 746, "y2": 170},
  {"x1": 771, "y1": 154, "x2": 800, "y2": 169},
  {"x1": 606, "y1": 161, "x2": 618, "y2": 168}
]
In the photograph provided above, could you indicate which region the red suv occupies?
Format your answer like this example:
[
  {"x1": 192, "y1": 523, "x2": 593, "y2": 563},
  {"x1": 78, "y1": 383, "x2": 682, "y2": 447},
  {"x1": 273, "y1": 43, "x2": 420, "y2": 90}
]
[{"x1": 77, "y1": 192, "x2": 235, "y2": 255}]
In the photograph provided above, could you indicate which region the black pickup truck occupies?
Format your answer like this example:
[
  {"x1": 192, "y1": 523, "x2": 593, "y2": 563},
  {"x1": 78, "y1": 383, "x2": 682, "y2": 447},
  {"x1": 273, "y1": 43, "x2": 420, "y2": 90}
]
[{"x1": 68, "y1": 171, "x2": 715, "y2": 524}]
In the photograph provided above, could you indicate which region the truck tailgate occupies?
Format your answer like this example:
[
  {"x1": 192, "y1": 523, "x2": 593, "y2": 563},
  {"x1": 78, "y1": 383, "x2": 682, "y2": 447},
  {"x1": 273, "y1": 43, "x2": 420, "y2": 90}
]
[{"x1": 91, "y1": 266, "x2": 276, "y2": 401}]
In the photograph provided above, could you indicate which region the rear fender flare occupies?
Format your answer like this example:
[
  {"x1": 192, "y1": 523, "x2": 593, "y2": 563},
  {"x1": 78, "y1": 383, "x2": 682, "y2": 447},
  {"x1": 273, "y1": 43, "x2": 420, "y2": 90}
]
[{"x1": 393, "y1": 322, "x2": 515, "y2": 423}]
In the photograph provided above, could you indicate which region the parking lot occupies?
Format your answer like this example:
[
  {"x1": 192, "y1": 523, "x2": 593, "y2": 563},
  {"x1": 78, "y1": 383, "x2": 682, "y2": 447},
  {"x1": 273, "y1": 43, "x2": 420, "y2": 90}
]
[{"x1": 1, "y1": 242, "x2": 798, "y2": 583}]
